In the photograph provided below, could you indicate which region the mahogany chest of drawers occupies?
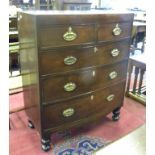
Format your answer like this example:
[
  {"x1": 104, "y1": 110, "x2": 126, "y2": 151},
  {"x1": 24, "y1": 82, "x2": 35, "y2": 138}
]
[{"x1": 18, "y1": 11, "x2": 133, "y2": 151}]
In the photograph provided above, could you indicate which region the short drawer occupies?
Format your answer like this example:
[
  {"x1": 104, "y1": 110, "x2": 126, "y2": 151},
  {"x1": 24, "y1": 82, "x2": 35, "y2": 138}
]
[
  {"x1": 98, "y1": 22, "x2": 132, "y2": 42},
  {"x1": 40, "y1": 40, "x2": 130, "y2": 75},
  {"x1": 41, "y1": 61, "x2": 128, "y2": 103},
  {"x1": 39, "y1": 25, "x2": 95, "y2": 49},
  {"x1": 42, "y1": 81, "x2": 125, "y2": 129}
]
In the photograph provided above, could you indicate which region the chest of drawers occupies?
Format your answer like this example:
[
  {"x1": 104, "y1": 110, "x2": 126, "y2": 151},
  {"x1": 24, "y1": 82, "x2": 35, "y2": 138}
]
[{"x1": 18, "y1": 11, "x2": 133, "y2": 151}]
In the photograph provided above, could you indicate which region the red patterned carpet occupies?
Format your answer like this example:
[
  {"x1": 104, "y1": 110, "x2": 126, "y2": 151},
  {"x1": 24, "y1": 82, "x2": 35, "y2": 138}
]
[{"x1": 9, "y1": 93, "x2": 145, "y2": 155}]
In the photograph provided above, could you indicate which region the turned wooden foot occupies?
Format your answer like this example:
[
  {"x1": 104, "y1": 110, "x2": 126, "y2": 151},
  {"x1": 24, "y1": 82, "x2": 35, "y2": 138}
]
[
  {"x1": 41, "y1": 138, "x2": 51, "y2": 151},
  {"x1": 112, "y1": 107, "x2": 121, "y2": 121}
]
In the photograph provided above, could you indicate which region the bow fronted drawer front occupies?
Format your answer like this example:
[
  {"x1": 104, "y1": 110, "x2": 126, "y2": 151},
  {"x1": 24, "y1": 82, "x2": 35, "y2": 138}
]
[
  {"x1": 42, "y1": 81, "x2": 126, "y2": 130},
  {"x1": 39, "y1": 39, "x2": 130, "y2": 75},
  {"x1": 41, "y1": 61, "x2": 128, "y2": 103}
]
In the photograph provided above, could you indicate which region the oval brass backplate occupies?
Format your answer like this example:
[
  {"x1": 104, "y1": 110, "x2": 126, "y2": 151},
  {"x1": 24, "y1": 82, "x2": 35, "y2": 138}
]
[
  {"x1": 109, "y1": 71, "x2": 118, "y2": 79},
  {"x1": 106, "y1": 94, "x2": 115, "y2": 102},
  {"x1": 111, "y1": 48, "x2": 120, "y2": 57},
  {"x1": 63, "y1": 108, "x2": 75, "y2": 117},
  {"x1": 64, "y1": 56, "x2": 77, "y2": 65},
  {"x1": 63, "y1": 27, "x2": 77, "y2": 41},
  {"x1": 113, "y1": 24, "x2": 122, "y2": 36},
  {"x1": 64, "y1": 82, "x2": 76, "y2": 92}
]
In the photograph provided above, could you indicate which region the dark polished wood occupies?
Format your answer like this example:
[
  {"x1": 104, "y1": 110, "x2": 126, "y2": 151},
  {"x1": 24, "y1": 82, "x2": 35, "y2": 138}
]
[
  {"x1": 40, "y1": 39, "x2": 130, "y2": 75},
  {"x1": 112, "y1": 107, "x2": 121, "y2": 121},
  {"x1": 18, "y1": 11, "x2": 133, "y2": 151},
  {"x1": 36, "y1": 12, "x2": 133, "y2": 26},
  {"x1": 43, "y1": 81, "x2": 125, "y2": 130},
  {"x1": 42, "y1": 61, "x2": 128, "y2": 103},
  {"x1": 98, "y1": 22, "x2": 132, "y2": 42},
  {"x1": 39, "y1": 25, "x2": 95, "y2": 48}
]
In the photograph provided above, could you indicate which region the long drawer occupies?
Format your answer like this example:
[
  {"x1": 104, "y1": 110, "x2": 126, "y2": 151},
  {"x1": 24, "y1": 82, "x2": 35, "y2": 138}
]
[
  {"x1": 42, "y1": 81, "x2": 125, "y2": 129},
  {"x1": 39, "y1": 40, "x2": 130, "y2": 75},
  {"x1": 41, "y1": 61, "x2": 128, "y2": 103}
]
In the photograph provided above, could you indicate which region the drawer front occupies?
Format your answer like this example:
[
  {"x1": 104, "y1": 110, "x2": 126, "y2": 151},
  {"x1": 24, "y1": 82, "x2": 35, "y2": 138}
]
[
  {"x1": 42, "y1": 81, "x2": 125, "y2": 129},
  {"x1": 39, "y1": 25, "x2": 95, "y2": 49},
  {"x1": 98, "y1": 22, "x2": 132, "y2": 42},
  {"x1": 40, "y1": 40, "x2": 130, "y2": 75},
  {"x1": 41, "y1": 61, "x2": 128, "y2": 103}
]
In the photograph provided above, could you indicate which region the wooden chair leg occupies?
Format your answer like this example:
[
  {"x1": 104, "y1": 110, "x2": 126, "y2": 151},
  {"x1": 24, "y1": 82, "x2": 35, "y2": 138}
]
[
  {"x1": 141, "y1": 37, "x2": 145, "y2": 53},
  {"x1": 138, "y1": 69, "x2": 145, "y2": 94},
  {"x1": 132, "y1": 67, "x2": 139, "y2": 94},
  {"x1": 126, "y1": 60, "x2": 133, "y2": 95}
]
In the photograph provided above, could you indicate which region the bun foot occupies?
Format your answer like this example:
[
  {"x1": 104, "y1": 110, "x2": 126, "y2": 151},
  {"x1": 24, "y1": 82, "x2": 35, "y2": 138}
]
[
  {"x1": 41, "y1": 139, "x2": 51, "y2": 152},
  {"x1": 112, "y1": 107, "x2": 121, "y2": 121},
  {"x1": 112, "y1": 115, "x2": 120, "y2": 121}
]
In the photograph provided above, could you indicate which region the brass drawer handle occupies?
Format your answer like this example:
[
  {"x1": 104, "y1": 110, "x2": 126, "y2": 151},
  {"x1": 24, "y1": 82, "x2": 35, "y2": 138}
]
[
  {"x1": 109, "y1": 71, "x2": 117, "y2": 79},
  {"x1": 106, "y1": 94, "x2": 115, "y2": 102},
  {"x1": 113, "y1": 24, "x2": 122, "y2": 36},
  {"x1": 111, "y1": 48, "x2": 120, "y2": 57},
  {"x1": 64, "y1": 56, "x2": 77, "y2": 65},
  {"x1": 94, "y1": 47, "x2": 98, "y2": 53},
  {"x1": 63, "y1": 108, "x2": 75, "y2": 117},
  {"x1": 18, "y1": 14, "x2": 22, "y2": 21},
  {"x1": 63, "y1": 26, "x2": 77, "y2": 41},
  {"x1": 64, "y1": 82, "x2": 76, "y2": 92}
]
